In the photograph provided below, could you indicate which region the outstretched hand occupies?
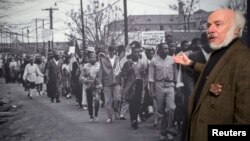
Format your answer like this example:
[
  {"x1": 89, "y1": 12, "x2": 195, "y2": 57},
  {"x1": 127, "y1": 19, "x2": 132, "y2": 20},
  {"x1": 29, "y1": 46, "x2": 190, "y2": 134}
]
[{"x1": 173, "y1": 52, "x2": 192, "y2": 66}]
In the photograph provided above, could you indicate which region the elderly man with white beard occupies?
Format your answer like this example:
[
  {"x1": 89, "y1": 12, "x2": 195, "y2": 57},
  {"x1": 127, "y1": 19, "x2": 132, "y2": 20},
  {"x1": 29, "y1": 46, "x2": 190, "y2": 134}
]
[{"x1": 173, "y1": 9, "x2": 250, "y2": 141}]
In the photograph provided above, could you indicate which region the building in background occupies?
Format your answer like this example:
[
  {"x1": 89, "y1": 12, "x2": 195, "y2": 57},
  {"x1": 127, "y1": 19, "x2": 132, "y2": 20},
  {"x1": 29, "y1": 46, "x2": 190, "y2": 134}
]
[
  {"x1": 107, "y1": 9, "x2": 210, "y2": 45},
  {"x1": 109, "y1": 9, "x2": 209, "y2": 32}
]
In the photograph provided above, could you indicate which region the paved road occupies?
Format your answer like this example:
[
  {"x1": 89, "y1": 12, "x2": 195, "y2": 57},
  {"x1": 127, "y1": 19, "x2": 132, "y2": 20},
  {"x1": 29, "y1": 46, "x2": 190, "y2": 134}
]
[{"x1": 0, "y1": 79, "x2": 161, "y2": 141}]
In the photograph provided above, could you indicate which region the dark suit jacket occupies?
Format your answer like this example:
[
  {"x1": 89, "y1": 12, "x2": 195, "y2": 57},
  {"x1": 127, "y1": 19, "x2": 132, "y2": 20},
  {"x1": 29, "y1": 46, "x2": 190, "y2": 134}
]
[
  {"x1": 98, "y1": 55, "x2": 120, "y2": 86},
  {"x1": 180, "y1": 50, "x2": 207, "y2": 100},
  {"x1": 45, "y1": 59, "x2": 62, "y2": 87},
  {"x1": 71, "y1": 58, "x2": 82, "y2": 84},
  {"x1": 189, "y1": 50, "x2": 207, "y2": 83},
  {"x1": 187, "y1": 40, "x2": 250, "y2": 141}
]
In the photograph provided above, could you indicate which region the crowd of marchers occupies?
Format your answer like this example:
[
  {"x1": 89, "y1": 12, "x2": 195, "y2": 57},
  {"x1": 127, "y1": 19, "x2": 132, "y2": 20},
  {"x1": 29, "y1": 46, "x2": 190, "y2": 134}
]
[{"x1": 0, "y1": 32, "x2": 211, "y2": 141}]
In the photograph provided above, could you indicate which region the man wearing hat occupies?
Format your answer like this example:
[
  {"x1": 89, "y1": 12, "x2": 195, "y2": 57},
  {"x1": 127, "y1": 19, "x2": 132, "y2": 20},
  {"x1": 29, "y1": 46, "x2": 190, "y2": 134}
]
[{"x1": 45, "y1": 51, "x2": 63, "y2": 103}]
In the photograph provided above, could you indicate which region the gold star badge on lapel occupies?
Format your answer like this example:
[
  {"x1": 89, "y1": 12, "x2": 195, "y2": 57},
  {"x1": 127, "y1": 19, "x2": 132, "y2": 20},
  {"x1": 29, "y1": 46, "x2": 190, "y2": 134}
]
[{"x1": 209, "y1": 83, "x2": 223, "y2": 96}]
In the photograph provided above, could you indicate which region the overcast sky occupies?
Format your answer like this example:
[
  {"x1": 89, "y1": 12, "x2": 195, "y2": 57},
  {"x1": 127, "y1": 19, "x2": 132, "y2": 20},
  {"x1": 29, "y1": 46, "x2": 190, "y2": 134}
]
[{"x1": 0, "y1": 0, "x2": 227, "y2": 42}]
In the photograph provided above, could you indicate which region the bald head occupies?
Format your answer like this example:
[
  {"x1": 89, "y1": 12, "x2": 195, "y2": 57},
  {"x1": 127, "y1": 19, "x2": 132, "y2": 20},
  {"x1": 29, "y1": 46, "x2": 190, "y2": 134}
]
[
  {"x1": 206, "y1": 9, "x2": 245, "y2": 50},
  {"x1": 209, "y1": 9, "x2": 235, "y2": 20}
]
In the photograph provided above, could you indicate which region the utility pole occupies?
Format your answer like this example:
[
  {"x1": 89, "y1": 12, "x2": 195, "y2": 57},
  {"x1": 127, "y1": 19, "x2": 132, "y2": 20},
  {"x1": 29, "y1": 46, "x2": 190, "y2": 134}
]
[
  {"x1": 3, "y1": 34, "x2": 6, "y2": 48},
  {"x1": 5, "y1": 32, "x2": 7, "y2": 48},
  {"x1": 27, "y1": 26, "x2": 29, "y2": 51},
  {"x1": 9, "y1": 32, "x2": 11, "y2": 48},
  {"x1": 33, "y1": 18, "x2": 43, "y2": 53},
  {"x1": 22, "y1": 27, "x2": 24, "y2": 44},
  {"x1": 2, "y1": 36, "x2": 4, "y2": 49},
  {"x1": 15, "y1": 33, "x2": 18, "y2": 49},
  {"x1": 2, "y1": 28, "x2": 5, "y2": 48},
  {"x1": 42, "y1": 7, "x2": 58, "y2": 51},
  {"x1": 35, "y1": 19, "x2": 38, "y2": 53},
  {"x1": 42, "y1": 19, "x2": 46, "y2": 56},
  {"x1": 123, "y1": 0, "x2": 128, "y2": 46},
  {"x1": 0, "y1": 26, "x2": 2, "y2": 48},
  {"x1": 27, "y1": 27, "x2": 29, "y2": 44},
  {"x1": 80, "y1": 0, "x2": 86, "y2": 50}
]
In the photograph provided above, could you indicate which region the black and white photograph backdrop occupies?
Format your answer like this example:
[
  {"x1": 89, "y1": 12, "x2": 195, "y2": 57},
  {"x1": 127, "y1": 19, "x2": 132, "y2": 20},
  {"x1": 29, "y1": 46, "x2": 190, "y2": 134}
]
[{"x1": 0, "y1": 0, "x2": 248, "y2": 141}]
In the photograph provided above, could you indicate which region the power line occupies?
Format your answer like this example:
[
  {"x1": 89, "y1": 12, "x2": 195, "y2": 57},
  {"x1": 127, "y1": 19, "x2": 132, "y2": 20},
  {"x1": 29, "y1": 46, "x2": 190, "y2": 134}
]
[
  {"x1": 55, "y1": 0, "x2": 79, "y2": 6},
  {"x1": 4, "y1": 1, "x2": 55, "y2": 18}
]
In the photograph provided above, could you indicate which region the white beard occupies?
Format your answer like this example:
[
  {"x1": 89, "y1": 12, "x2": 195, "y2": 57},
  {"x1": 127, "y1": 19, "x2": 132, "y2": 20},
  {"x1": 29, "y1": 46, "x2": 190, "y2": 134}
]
[{"x1": 209, "y1": 27, "x2": 236, "y2": 50}]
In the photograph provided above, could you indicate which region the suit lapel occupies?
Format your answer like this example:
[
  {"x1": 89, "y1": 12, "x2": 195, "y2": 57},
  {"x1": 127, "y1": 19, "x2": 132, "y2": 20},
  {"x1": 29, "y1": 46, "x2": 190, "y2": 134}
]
[
  {"x1": 51, "y1": 59, "x2": 56, "y2": 67},
  {"x1": 191, "y1": 40, "x2": 242, "y2": 115},
  {"x1": 104, "y1": 56, "x2": 118, "y2": 69}
]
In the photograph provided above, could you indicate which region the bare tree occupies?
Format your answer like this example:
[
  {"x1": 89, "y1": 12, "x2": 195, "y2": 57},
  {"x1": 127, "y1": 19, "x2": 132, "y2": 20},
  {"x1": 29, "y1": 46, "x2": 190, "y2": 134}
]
[
  {"x1": 169, "y1": 0, "x2": 200, "y2": 32},
  {"x1": 66, "y1": 0, "x2": 123, "y2": 48}
]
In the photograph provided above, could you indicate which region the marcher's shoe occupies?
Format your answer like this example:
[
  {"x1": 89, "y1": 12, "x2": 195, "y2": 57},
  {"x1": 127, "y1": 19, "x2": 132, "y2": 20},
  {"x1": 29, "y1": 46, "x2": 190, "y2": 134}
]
[
  {"x1": 56, "y1": 99, "x2": 61, "y2": 103},
  {"x1": 119, "y1": 116, "x2": 126, "y2": 120},
  {"x1": 131, "y1": 120, "x2": 138, "y2": 130},
  {"x1": 159, "y1": 135, "x2": 166, "y2": 141},
  {"x1": 154, "y1": 116, "x2": 161, "y2": 128},
  {"x1": 39, "y1": 92, "x2": 42, "y2": 96},
  {"x1": 153, "y1": 121, "x2": 157, "y2": 127},
  {"x1": 106, "y1": 118, "x2": 112, "y2": 123},
  {"x1": 83, "y1": 105, "x2": 88, "y2": 110},
  {"x1": 89, "y1": 118, "x2": 94, "y2": 123},
  {"x1": 148, "y1": 106, "x2": 154, "y2": 114},
  {"x1": 66, "y1": 94, "x2": 72, "y2": 99},
  {"x1": 27, "y1": 93, "x2": 30, "y2": 98},
  {"x1": 166, "y1": 133, "x2": 174, "y2": 141},
  {"x1": 137, "y1": 116, "x2": 141, "y2": 123},
  {"x1": 94, "y1": 117, "x2": 99, "y2": 122}
]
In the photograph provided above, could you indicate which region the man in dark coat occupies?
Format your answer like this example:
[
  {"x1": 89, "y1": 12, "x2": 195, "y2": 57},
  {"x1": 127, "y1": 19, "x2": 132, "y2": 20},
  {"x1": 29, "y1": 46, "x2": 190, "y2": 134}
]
[
  {"x1": 71, "y1": 50, "x2": 84, "y2": 107},
  {"x1": 45, "y1": 51, "x2": 63, "y2": 103}
]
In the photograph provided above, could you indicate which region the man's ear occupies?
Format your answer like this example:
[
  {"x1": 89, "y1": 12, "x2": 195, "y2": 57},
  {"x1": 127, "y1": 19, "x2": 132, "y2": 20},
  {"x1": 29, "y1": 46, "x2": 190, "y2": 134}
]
[{"x1": 234, "y1": 28, "x2": 241, "y2": 36}]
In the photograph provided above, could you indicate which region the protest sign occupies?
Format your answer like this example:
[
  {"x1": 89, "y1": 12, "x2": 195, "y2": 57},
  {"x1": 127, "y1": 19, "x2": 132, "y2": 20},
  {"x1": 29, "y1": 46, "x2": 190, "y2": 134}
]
[{"x1": 141, "y1": 31, "x2": 165, "y2": 48}]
